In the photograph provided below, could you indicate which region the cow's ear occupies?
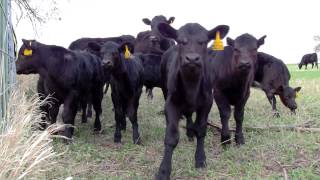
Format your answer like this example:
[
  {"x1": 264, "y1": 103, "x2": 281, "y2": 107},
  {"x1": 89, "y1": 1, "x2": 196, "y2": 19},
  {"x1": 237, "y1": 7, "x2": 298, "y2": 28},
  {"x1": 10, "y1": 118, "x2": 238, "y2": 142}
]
[
  {"x1": 227, "y1": 37, "x2": 234, "y2": 47},
  {"x1": 157, "y1": 23, "x2": 177, "y2": 40},
  {"x1": 142, "y1": 18, "x2": 151, "y2": 25},
  {"x1": 88, "y1": 42, "x2": 101, "y2": 52},
  {"x1": 118, "y1": 42, "x2": 134, "y2": 54},
  {"x1": 258, "y1": 35, "x2": 266, "y2": 47},
  {"x1": 294, "y1": 87, "x2": 302, "y2": 92},
  {"x1": 22, "y1": 39, "x2": 34, "y2": 48},
  {"x1": 167, "y1": 17, "x2": 175, "y2": 24},
  {"x1": 22, "y1": 39, "x2": 29, "y2": 46},
  {"x1": 208, "y1": 25, "x2": 229, "y2": 41}
]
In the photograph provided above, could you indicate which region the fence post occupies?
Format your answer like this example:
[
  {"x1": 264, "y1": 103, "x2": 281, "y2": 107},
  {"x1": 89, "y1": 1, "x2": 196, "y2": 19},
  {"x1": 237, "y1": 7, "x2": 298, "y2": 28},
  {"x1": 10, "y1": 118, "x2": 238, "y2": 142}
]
[{"x1": 0, "y1": 0, "x2": 16, "y2": 122}]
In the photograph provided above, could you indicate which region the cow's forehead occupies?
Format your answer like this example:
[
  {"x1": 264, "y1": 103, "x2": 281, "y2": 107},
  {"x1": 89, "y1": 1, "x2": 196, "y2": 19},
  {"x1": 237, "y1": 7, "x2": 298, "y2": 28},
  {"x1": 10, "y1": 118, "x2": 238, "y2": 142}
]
[
  {"x1": 152, "y1": 16, "x2": 166, "y2": 23},
  {"x1": 101, "y1": 42, "x2": 118, "y2": 52},
  {"x1": 234, "y1": 34, "x2": 258, "y2": 48},
  {"x1": 178, "y1": 23, "x2": 208, "y2": 41}
]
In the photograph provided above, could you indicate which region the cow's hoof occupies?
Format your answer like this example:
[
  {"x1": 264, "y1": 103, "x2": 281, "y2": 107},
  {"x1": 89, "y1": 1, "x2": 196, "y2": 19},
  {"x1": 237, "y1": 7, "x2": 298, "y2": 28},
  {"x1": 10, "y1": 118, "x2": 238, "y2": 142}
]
[
  {"x1": 195, "y1": 160, "x2": 207, "y2": 168},
  {"x1": 221, "y1": 134, "x2": 232, "y2": 146},
  {"x1": 273, "y1": 112, "x2": 280, "y2": 118},
  {"x1": 156, "y1": 171, "x2": 170, "y2": 180},
  {"x1": 235, "y1": 134, "x2": 245, "y2": 145}
]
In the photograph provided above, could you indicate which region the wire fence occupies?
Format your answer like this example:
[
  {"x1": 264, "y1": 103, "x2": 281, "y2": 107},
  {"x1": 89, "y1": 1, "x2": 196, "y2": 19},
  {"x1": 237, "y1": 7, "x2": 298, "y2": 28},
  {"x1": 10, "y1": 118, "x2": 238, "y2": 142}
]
[{"x1": 0, "y1": 0, "x2": 16, "y2": 122}]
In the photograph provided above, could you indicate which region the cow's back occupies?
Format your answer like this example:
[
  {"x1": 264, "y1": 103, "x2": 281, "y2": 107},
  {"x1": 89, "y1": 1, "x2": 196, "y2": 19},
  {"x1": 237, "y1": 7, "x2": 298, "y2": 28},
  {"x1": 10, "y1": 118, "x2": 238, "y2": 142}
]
[{"x1": 256, "y1": 52, "x2": 290, "y2": 88}]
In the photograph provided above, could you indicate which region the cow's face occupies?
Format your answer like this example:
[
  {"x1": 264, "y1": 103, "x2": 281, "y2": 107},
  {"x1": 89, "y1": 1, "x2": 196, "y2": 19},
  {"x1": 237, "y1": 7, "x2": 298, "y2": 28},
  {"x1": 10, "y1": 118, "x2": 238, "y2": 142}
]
[
  {"x1": 88, "y1": 42, "x2": 134, "y2": 70},
  {"x1": 143, "y1": 15, "x2": 175, "y2": 38},
  {"x1": 227, "y1": 34, "x2": 266, "y2": 73},
  {"x1": 16, "y1": 39, "x2": 41, "y2": 74},
  {"x1": 279, "y1": 86, "x2": 301, "y2": 113},
  {"x1": 158, "y1": 23, "x2": 229, "y2": 76},
  {"x1": 298, "y1": 63, "x2": 303, "y2": 69}
]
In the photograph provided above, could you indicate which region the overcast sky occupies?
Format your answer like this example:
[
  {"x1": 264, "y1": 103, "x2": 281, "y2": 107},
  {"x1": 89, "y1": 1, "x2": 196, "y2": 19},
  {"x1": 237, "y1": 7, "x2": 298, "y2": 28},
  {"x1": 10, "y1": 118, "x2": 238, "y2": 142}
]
[{"x1": 14, "y1": 0, "x2": 320, "y2": 64}]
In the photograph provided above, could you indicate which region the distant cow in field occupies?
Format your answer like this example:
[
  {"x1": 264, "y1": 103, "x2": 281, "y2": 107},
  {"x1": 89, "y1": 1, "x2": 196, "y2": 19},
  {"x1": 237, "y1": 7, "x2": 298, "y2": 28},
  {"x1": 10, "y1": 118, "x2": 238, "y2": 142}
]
[
  {"x1": 208, "y1": 33, "x2": 266, "y2": 146},
  {"x1": 254, "y1": 52, "x2": 301, "y2": 117},
  {"x1": 298, "y1": 53, "x2": 318, "y2": 69},
  {"x1": 16, "y1": 39, "x2": 104, "y2": 140},
  {"x1": 156, "y1": 22, "x2": 229, "y2": 179},
  {"x1": 88, "y1": 41, "x2": 144, "y2": 144}
]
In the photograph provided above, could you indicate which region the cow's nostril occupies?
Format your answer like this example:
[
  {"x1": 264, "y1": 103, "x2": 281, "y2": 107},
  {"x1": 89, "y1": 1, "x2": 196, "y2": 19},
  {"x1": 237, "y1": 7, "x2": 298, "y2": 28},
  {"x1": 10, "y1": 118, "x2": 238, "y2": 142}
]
[{"x1": 185, "y1": 54, "x2": 201, "y2": 63}]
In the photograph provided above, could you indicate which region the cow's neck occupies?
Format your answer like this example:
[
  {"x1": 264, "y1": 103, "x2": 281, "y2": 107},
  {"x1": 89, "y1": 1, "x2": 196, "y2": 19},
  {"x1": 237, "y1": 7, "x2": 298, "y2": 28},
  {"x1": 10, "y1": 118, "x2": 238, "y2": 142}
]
[{"x1": 180, "y1": 70, "x2": 203, "y2": 105}]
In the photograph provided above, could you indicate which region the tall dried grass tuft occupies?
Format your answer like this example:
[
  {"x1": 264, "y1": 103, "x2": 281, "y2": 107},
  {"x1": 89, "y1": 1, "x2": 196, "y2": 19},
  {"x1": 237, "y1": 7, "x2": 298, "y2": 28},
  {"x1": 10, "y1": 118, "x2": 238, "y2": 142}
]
[{"x1": 0, "y1": 87, "x2": 62, "y2": 179}]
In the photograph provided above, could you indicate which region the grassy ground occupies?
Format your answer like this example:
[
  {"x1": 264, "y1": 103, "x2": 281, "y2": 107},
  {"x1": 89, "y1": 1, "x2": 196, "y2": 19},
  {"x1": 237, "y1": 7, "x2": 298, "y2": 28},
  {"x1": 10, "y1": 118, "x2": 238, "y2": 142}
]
[{"x1": 20, "y1": 64, "x2": 320, "y2": 179}]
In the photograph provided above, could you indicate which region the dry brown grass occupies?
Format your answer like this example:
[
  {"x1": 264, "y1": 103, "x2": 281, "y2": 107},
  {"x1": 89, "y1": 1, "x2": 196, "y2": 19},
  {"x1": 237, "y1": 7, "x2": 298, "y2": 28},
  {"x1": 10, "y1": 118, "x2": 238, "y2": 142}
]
[{"x1": 0, "y1": 81, "x2": 61, "y2": 179}]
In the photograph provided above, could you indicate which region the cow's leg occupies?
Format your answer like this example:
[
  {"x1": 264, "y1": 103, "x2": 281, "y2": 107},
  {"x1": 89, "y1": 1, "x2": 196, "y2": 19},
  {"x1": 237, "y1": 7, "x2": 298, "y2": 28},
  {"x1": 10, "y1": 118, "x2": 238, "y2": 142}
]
[
  {"x1": 185, "y1": 112, "x2": 195, "y2": 141},
  {"x1": 234, "y1": 104, "x2": 245, "y2": 145},
  {"x1": 86, "y1": 92, "x2": 93, "y2": 118},
  {"x1": 316, "y1": 62, "x2": 319, "y2": 69},
  {"x1": 49, "y1": 102, "x2": 60, "y2": 124},
  {"x1": 127, "y1": 94, "x2": 141, "y2": 144},
  {"x1": 305, "y1": 64, "x2": 307, "y2": 70},
  {"x1": 215, "y1": 93, "x2": 231, "y2": 146},
  {"x1": 86, "y1": 103, "x2": 93, "y2": 118},
  {"x1": 194, "y1": 107, "x2": 210, "y2": 168},
  {"x1": 266, "y1": 92, "x2": 279, "y2": 117},
  {"x1": 157, "y1": 100, "x2": 181, "y2": 180},
  {"x1": 104, "y1": 83, "x2": 109, "y2": 94},
  {"x1": 92, "y1": 87, "x2": 103, "y2": 132},
  {"x1": 112, "y1": 93, "x2": 125, "y2": 143},
  {"x1": 62, "y1": 91, "x2": 78, "y2": 140},
  {"x1": 146, "y1": 88, "x2": 154, "y2": 100},
  {"x1": 80, "y1": 96, "x2": 88, "y2": 123},
  {"x1": 312, "y1": 62, "x2": 314, "y2": 69}
]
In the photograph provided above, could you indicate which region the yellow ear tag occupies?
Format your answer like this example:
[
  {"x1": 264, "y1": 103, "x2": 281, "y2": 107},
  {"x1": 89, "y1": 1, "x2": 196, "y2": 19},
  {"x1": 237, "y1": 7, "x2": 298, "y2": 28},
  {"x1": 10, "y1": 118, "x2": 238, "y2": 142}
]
[
  {"x1": 124, "y1": 45, "x2": 131, "y2": 60},
  {"x1": 23, "y1": 49, "x2": 33, "y2": 56},
  {"x1": 212, "y1": 31, "x2": 224, "y2": 51}
]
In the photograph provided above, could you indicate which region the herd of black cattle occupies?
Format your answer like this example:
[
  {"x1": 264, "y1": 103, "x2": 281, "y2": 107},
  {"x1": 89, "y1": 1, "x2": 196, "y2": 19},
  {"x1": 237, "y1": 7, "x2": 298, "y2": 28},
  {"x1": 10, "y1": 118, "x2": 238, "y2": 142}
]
[{"x1": 16, "y1": 15, "x2": 316, "y2": 179}]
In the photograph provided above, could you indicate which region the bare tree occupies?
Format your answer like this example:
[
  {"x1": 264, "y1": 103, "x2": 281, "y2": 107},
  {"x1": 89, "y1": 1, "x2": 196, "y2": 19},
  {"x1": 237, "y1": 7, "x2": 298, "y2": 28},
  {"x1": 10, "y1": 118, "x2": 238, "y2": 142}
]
[
  {"x1": 12, "y1": 0, "x2": 60, "y2": 32},
  {"x1": 313, "y1": 35, "x2": 320, "y2": 52}
]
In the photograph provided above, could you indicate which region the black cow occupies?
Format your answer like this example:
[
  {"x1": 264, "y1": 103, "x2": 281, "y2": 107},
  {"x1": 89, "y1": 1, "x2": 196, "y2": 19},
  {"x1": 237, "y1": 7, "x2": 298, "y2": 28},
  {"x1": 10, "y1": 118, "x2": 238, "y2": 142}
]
[
  {"x1": 208, "y1": 34, "x2": 266, "y2": 146},
  {"x1": 16, "y1": 39, "x2": 104, "y2": 140},
  {"x1": 298, "y1": 53, "x2": 318, "y2": 69},
  {"x1": 254, "y1": 52, "x2": 301, "y2": 117},
  {"x1": 156, "y1": 22, "x2": 229, "y2": 179},
  {"x1": 136, "y1": 53, "x2": 162, "y2": 99},
  {"x1": 68, "y1": 35, "x2": 135, "y2": 50},
  {"x1": 88, "y1": 41, "x2": 144, "y2": 144},
  {"x1": 68, "y1": 36, "x2": 133, "y2": 117},
  {"x1": 135, "y1": 30, "x2": 164, "y2": 55},
  {"x1": 142, "y1": 15, "x2": 176, "y2": 51}
]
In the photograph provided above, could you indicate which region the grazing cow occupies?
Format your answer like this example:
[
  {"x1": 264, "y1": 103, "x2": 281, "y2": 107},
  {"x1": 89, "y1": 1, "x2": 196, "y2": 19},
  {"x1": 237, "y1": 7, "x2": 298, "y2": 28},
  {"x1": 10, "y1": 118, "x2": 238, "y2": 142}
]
[
  {"x1": 16, "y1": 39, "x2": 104, "y2": 140},
  {"x1": 254, "y1": 52, "x2": 301, "y2": 117},
  {"x1": 156, "y1": 22, "x2": 229, "y2": 179},
  {"x1": 88, "y1": 41, "x2": 144, "y2": 144},
  {"x1": 208, "y1": 33, "x2": 266, "y2": 146},
  {"x1": 142, "y1": 15, "x2": 176, "y2": 51},
  {"x1": 298, "y1": 53, "x2": 318, "y2": 69}
]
